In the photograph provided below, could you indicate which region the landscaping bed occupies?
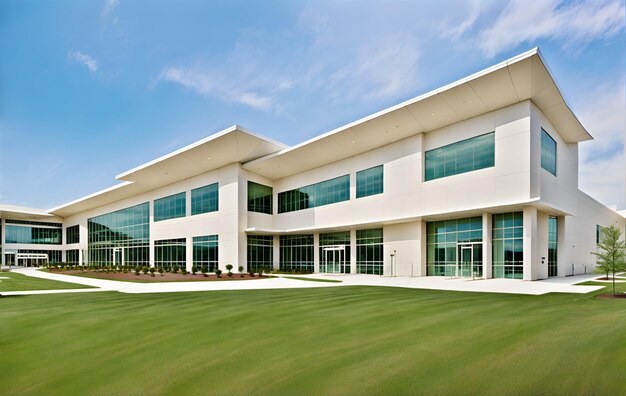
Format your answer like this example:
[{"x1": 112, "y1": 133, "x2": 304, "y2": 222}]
[{"x1": 50, "y1": 269, "x2": 271, "y2": 283}]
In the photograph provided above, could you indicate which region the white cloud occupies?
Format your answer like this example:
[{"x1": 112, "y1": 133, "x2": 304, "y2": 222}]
[
  {"x1": 329, "y1": 35, "x2": 421, "y2": 102},
  {"x1": 440, "y1": 0, "x2": 485, "y2": 40},
  {"x1": 576, "y1": 81, "x2": 625, "y2": 209},
  {"x1": 478, "y1": 0, "x2": 625, "y2": 57},
  {"x1": 158, "y1": 67, "x2": 277, "y2": 111},
  {"x1": 101, "y1": 0, "x2": 119, "y2": 17},
  {"x1": 68, "y1": 51, "x2": 98, "y2": 73}
]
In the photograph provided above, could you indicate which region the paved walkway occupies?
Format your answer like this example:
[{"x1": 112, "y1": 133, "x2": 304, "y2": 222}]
[{"x1": 2, "y1": 268, "x2": 606, "y2": 296}]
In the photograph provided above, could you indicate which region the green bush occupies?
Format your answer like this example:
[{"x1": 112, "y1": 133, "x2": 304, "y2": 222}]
[
  {"x1": 191, "y1": 265, "x2": 198, "y2": 275},
  {"x1": 226, "y1": 264, "x2": 233, "y2": 276},
  {"x1": 172, "y1": 265, "x2": 179, "y2": 274},
  {"x1": 158, "y1": 267, "x2": 164, "y2": 276},
  {"x1": 182, "y1": 269, "x2": 188, "y2": 275},
  {"x1": 239, "y1": 266, "x2": 244, "y2": 277},
  {"x1": 216, "y1": 269, "x2": 222, "y2": 278}
]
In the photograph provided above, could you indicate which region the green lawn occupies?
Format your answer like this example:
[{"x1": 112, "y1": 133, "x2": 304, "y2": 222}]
[
  {"x1": 0, "y1": 282, "x2": 624, "y2": 395},
  {"x1": 282, "y1": 276, "x2": 343, "y2": 283},
  {"x1": 0, "y1": 271, "x2": 94, "y2": 292}
]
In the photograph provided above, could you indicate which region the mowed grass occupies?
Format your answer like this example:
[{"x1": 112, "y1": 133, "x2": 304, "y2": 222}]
[
  {"x1": 1, "y1": 283, "x2": 625, "y2": 396},
  {"x1": 0, "y1": 271, "x2": 94, "y2": 292}
]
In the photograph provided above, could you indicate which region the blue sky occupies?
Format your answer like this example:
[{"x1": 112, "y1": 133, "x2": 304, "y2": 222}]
[{"x1": 1, "y1": 0, "x2": 624, "y2": 210}]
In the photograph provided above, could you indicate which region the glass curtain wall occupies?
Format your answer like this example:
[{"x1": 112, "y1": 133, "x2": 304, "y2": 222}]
[
  {"x1": 191, "y1": 183, "x2": 219, "y2": 215},
  {"x1": 425, "y1": 132, "x2": 495, "y2": 181},
  {"x1": 356, "y1": 228, "x2": 383, "y2": 275},
  {"x1": 548, "y1": 216, "x2": 558, "y2": 277},
  {"x1": 154, "y1": 238, "x2": 186, "y2": 270},
  {"x1": 154, "y1": 192, "x2": 186, "y2": 222},
  {"x1": 66, "y1": 225, "x2": 79, "y2": 244},
  {"x1": 66, "y1": 249, "x2": 79, "y2": 264},
  {"x1": 248, "y1": 181, "x2": 273, "y2": 214},
  {"x1": 279, "y1": 235, "x2": 314, "y2": 272},
  {"x1": 88, "y1": 202, "x2": 150, "y2": 266},
  {"x1": 247, "y1": 235, "x2": 273, "y2": 272},
  {"x1": 541, "y1": 128, "x2": 557, "y2": 176},
  {"x1": 356, "y1": 165, "x2": 383, "y2": 198},
  {"x1": 278, "y1": 175, "x2": 349, "y2": 213},
  {"x1": 426, "y1": 217, "x2": 482, "y2": 276},
  {"x1": 192, "y1": 235, "x2": 218, "y2": 272},
  {"x1": 5, "y1": 225, "x2": 62, "y2": 244},
  {"x1": 492, "y1": 212, "x2": 524, "y2": 279},
  {"x1": 319, "y1": 231, "x2": 351, "y2": 273},
  {"x1": 18, "y1": 249, "x2": 62, "y2": 263}
]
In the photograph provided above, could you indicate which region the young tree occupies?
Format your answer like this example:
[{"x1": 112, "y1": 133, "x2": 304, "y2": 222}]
[{"x1": 592, "y1": 224, "x2": 626, "y2": 296}]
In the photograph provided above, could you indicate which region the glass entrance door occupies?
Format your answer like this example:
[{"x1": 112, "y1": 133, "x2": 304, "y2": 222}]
[
  {"x1": 457, "y1": 243, "x2": 483, "y2": 278},
  {"x1": 322, "y1": 246, "x2": 344, "y2": 273},
  {"x1": 460, "y1": 246, "x2": 472, "y2": 277}
]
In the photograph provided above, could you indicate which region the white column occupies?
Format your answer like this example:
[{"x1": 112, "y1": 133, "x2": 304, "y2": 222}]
[
  {"x1": 523, "y1": 206, "x2": 538, "y2": 281},
  {"x1": 418, "y1": 221, "x2": 427, "y2": 277},
  {"x1": 482, "y1": 212, "x2": 492, "y2": 279},
  {"x1": 1, "y1": 218, "x2": 5, "y2": 266},
  {"x1": 350, "y1": 229, "x2": 357, "y2": 274},
  {"x1": 272, "y1": 235, "x2": 280, "y2": 270},
  {"x1": 186, "y1": 237, "x2": 193, "y2": 271},
  {"x1": 313, "y1": 233, "x2": 320, "y2": 273},
  {"x1": 149, "y1": 200, "x2": 155, "y2": 268}
]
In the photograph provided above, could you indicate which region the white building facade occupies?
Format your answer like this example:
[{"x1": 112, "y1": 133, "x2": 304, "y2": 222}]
[{"x1": 1, "y1": 49, "x2": 624, "y2": 280}]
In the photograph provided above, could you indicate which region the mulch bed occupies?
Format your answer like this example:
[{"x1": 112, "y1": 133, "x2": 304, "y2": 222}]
[
  {"x1": 50, "y1": 270, "x2": 270, "y2": 282},
  {"x1": 595, "y1": 293, "x2": 626, "y2": 300}
]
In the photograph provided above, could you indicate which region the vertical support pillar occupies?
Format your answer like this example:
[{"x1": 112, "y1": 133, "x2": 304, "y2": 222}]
[
  {"x1": 523, "y1": 206, "x2": 538, "y2": 281},
  {"x1": 186, "y1": 237, "x2": 193, "y2": 271},
  {"x1": 272, "y1": 235, "x2": 280, "y2": 270},
  {"x1": 557, "y1": 216, "x2": 568, "y2": 276},
  {"x1": 418, "y1": 221, "x2": 427, "y2": 277},
  {"x1": 149, "y1": 200, "x2": 155, "y2": 268},
  {"x1": 482, "y1": 212, "x2": 492, "y2": 279},
  {"x1": 350, "y1": 229, "x2": 357, "y2": 274},
  {"x1": 1, "y1": 218, "x2": 5, "y2": 266},
  {"x1": 313, "y1": 233, "x2": 320, "y2": 273}
]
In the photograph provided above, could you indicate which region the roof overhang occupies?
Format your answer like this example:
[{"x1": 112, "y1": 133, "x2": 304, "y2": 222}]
[
  {"x1": 49, "y1": 125, "x2": 286, "y2": 217},
  {"x1": 0, "y1": 204, "x2": 57, "y2": 220},
  {"x1": 243, "y1": 48, "x2": 592, "y2": 180}
]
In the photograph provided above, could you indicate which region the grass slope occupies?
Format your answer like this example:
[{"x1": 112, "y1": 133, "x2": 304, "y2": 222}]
[
  {"x1": 282, "y1": 276, "x2": 343, "y2": 283},
  {"x1": 0, "y1": 283, "x2": 624, "y2": 395},
  {"x1": 0, "y1": 271, "x2": 94, "y2": 292}
]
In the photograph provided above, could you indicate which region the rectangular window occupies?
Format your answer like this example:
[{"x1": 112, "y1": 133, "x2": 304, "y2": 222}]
[
  {"x1": 492, "y1": 212, "x2": 524, "y2": 279},
  {"x1": 154, "y1": 192, "x2": 186, "y2": 222},
  {"x1": 548, "y1": 216, "x2": 558, "y2": 277},
  {"x1": 154, "y1": 238, "x2": 186, "y2": 270},
  {"x1": 193, "y1": 235, "x2": 218, "y2": 272},
  {"x1": 87, "y1": 202, "x2": 150, "y2": 267},
  {"x1": 279, "y1": 234, "x2": 314, "y2": 272},
  {"x1": 425, "y1": 132, "x2": 495, "y2": 181},
  {"x1": 66, "y1": 249, "x2": 79, "y2": 264},
  {"x1": 248, "y1": 181, "x2": 273, "y2": 214},
  {"x1": 6, "y1": 219, "x2": 62, "y2": 228},
  {"x1": 356, "y1": 228, "x2": 383, "y2": 275},
  {"x1": 541, "y1": 128, "x2": 557, "y2": 176},
  {"x1": 426, "y1": 217, "x2": 483, "y2": 276},
  {"x1": 247, "y1": 235, "x2": 273, "y2": 272},
  {"x1": 18, "y1": 249, "x2": 62, "y2": 263},
  {"x1": 5, "y1": 225, "x2": 62, "y2": 245},
  {"x1": 356, "y1": 165, "x2": 383, "y2": 198},
  {"x1": 66, "y1": 225, "x2": 80, "y2": 244},
  {"x1": 278, "y1": 175, "x2": 349, "y2": 214},
  {"x1": 596, "y1": 224, "x2": 604, "y2": 244},
  {"x1": 191, "y1": 183, "x2": 219, "y2": 215}
]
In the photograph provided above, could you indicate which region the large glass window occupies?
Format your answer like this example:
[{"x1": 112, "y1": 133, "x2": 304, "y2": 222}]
[
  {"x1": 541, "y1": 128, "x2": 557, "y2": 176},
  {"x1": 356, "y1": 165, "x2": 383, "y2": 198},
  {"x1": 66, "y1": 249, "x2": 79, "y2": 264},
  {"x1": 279, "y1": 234, "x2": 314, "y2": 272},
  {"x1": 248, "y1": 181, "x2": 273, "y2": 214},
  {"x1": 155, "y1": 238, "x2": 186, "y2": 270},
  {"x1": 5, "y1": 225, "x2": 62, "y2": 245},
  {"x1": 425, "y1": 132, "x2": 495, "y2": 181},
  {"x1": 191, "y1": 183, "x2": 219, "y2": 215},
  {"x1": 492, "y1": 212, "x2": 524, "y2": 279},
  {"x1": 357, "y1": 228, "x2": 383, "y2": 275},
  {"x1": 18, "y1": 249, "x2": 62, "y2": 263},
  {"x1": 596, "y1": 224, "x2": 604, "y2": 244},
  {"x1": 193, "y1": 235, "x2": 218, "y2": 272},
  {"x1": 319, "y1": 231, "x2": 351, "y2": 273},
  {"x1": 6, "y1": 219, "x2": 62, "y2": 227},
  {"x1": 548, "y1": 216, "x2": 558, "y2": 277},
  {"x1": 426, "y1": 217, "x2": 482, "y2": 276},
  {"x1": 66, "y1": 225, "x2": 79, "y2": 244},
  {"x1": 278, "y1": 175, "x2": 349, "y2": 214},
  {"x1": 247, "y1": 235, "x2": 273, "y2": 272},
  {"x1": 88, "y1": 202, "x2": 150, "y2": 266},
  {"x1": 154, "y1": 192, "x2": 186, "y2": 222}
]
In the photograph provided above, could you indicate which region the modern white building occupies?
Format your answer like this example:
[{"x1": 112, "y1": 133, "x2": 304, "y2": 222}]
[{"x1": 1, "y1": 48, "x2": 624, "y2": 280}]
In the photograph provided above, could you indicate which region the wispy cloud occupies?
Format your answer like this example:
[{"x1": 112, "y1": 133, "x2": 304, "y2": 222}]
[
  {"x1": 439, "y1": 0, "x2": 486, "y2": 40},
  {"x1": 159, "y1": 67, "x2": 277, "y2": 111},
  {"x1": 101, "y1": 0, "x2": 119, "y2": 17},
  {"x1": 577, "y1": 80, "x2": 625, "y2": 208},
  {"x1": 68, "y1": 51, "x2": 98, "y2": 73},
  {"x1": 478, "y1": 0, "x2": 625, "y2": 57}
]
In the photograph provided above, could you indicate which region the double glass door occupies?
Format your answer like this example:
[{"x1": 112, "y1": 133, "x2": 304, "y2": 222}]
[
  {"x1": 321, "y1": 246, "x2": 344, "y2": 273},
  {"x1": 456, "y1": 243, "x2": 483, "y2": 278}
]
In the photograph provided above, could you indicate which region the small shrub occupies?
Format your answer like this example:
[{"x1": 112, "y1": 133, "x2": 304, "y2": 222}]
[
  {"x1": 182, "y1": 269, "x2": 188, "y2": 275},
  {"x1": 216, "y1": 269, "x2": 222, "y2": 278},
  {"x1": 191, "y1": 265, "x2": 198, "y2": 275},
  {"x1": 172, "y1": 265, "x2": 179, "y2": 274},
  {"x1": 239, "y1": 266, "x2": 244, "y2": 277},
  {"x1": 158, "y1": 267, "x2": 164, "y2": 276},
  {"x1": 249, "y1": 269, "x2": 255, "y2": 277},
  {"x1": 201, "y1": 269, "x2": 208, "y2": 278},
  {"x1": 226, "y1": 264, "x2": 233, "y2": 276},
  {"x1": 135, "y1": 269, "x2": 141, "y2": 276}
]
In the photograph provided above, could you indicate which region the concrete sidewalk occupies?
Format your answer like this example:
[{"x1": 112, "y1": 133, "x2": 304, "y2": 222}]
[{"x1": 2, "y1": 267, "x2": 605, "y2": 296}]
